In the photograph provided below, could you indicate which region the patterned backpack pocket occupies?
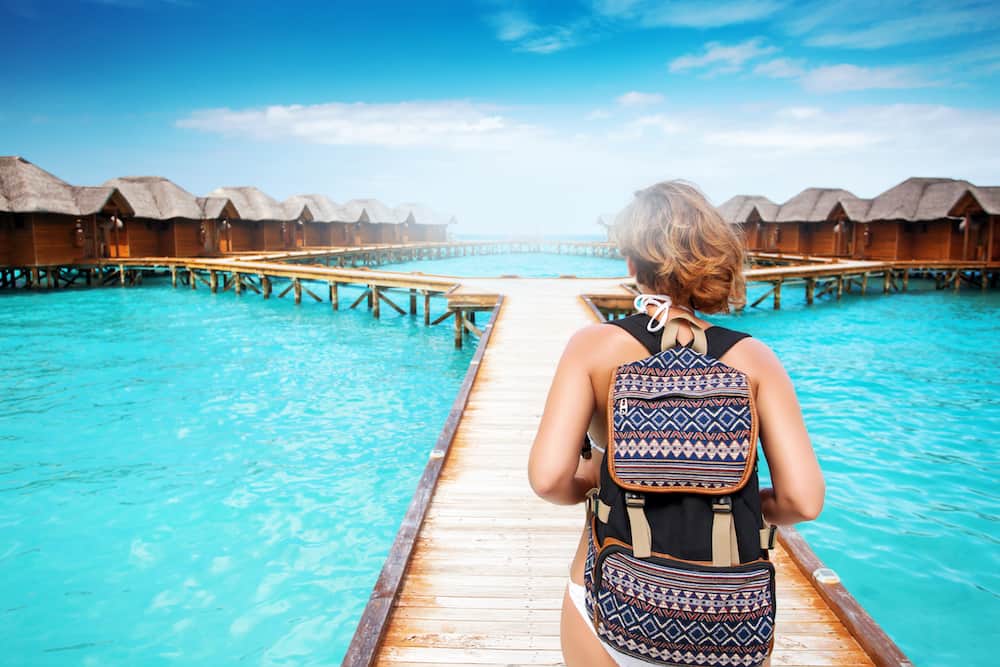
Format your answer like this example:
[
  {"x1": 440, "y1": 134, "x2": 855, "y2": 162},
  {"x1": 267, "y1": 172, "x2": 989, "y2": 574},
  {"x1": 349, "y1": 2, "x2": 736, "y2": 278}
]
[
  {"x1": 609, "y1": 348, "x2": 759, "y2": 494},
  {"x1": 585, "y1": 540, "x2": 776, "y2": 667}
]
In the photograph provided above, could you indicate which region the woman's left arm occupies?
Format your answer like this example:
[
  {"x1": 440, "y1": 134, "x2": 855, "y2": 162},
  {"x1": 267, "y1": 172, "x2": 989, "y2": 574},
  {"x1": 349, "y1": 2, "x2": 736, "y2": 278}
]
[{"x1": 528, "y1": 326, "x2": 599, "y2": 505}]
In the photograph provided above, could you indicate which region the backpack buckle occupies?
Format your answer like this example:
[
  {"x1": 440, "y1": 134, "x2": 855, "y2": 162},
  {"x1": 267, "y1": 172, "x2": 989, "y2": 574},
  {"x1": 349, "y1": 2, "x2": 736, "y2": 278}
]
[
  {"x1": 625, "y1": 492, "x2": 645, "y2": 508},
  {"x1": 763, "y1": 523, "x2": 777, "y2": 550},
  {"x1": 711, "y1": 496, "x2": 732, "y2": 513}
]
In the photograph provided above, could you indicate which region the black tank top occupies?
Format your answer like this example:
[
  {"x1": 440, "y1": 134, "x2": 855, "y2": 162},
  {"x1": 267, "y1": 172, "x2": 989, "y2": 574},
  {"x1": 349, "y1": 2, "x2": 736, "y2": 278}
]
[{"x1": 604, "y1": 312, "x2": 751, "y2": 359}]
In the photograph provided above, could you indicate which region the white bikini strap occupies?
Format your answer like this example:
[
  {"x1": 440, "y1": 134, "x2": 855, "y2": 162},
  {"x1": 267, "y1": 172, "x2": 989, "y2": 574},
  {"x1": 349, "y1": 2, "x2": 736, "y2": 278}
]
[{"x1": 633, "y1": 294, "x2": 673, "y2": 333}]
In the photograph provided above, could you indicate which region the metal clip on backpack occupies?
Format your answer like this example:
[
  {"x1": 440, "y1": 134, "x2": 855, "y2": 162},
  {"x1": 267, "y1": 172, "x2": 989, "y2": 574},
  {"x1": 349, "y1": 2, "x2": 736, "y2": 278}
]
[{"x1": 584, "y1": 312, "x2": 778, "y2": 667}]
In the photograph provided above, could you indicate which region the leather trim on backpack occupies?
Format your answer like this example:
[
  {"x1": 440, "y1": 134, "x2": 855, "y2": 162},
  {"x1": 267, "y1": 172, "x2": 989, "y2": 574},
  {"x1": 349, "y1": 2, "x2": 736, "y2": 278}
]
[{"x1": 604, "y1": 359, "x2": 761, "y2": 496}]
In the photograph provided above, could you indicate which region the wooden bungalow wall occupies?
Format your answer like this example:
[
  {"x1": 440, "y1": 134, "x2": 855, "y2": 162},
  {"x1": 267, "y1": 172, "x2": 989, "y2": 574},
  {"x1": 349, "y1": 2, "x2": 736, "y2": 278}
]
[
  {"x1": 8, "y1": 213, "x2": 96, "y2": 265},
  {"x1": 303, "y1": 223, "x2": 329, "y2": 247},
  {"x1": 799, "y1": 222, "x2": 838, "y2": 255},
  {"x1": 897, "y1": 220, "x2": 961, "y2": 261}
]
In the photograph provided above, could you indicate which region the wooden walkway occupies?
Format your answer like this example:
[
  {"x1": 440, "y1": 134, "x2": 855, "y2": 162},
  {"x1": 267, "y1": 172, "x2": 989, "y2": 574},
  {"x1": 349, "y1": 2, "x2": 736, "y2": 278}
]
[{"x1": 362, "y1": 278, "x2": 892, "y2": 667}]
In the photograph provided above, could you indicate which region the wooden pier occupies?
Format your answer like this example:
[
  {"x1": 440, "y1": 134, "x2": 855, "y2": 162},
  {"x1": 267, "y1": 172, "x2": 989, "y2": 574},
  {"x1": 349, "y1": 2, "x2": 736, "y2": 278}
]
[{"x1": 345, "y1": 278, "x2": 911, "y2": 667}]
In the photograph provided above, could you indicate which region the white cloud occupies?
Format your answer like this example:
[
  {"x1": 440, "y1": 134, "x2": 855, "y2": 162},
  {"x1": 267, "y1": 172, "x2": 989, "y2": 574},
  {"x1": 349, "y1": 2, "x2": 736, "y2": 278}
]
[
  {"x1": 176, "y1": 101, "x2": 541, "y2": 150},
  {"x1": 616, "y1": 91, "x2": 665, "y2": 107},
  {"x1": 175, "y1": 99, "x2": 1000, "y2": 235},
  {"x1": 489, "y1": 10, "x2": 537, "y2": 42},
  {"x1": 801, "y1": 64, "x2": 933, "y2": 93},
  {"x1": 669, "y1": 38, "x2": 777, "y2": 74},
  {"x1": 594, "y1": 0, "x2": 784, "y2": 28},
  {"x1": 585, "y1": 109, "x2": 612, "y2": 120},
  {"x1": 753, "y1": 57, "x2": 806, "y2": 78}
]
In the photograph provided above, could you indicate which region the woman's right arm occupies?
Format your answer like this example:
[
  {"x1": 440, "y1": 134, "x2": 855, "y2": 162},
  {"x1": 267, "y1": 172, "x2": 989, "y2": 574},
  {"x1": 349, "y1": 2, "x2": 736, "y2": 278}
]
[{"x1": 743, "y1": 338, "x2": 825, "y2": 524}]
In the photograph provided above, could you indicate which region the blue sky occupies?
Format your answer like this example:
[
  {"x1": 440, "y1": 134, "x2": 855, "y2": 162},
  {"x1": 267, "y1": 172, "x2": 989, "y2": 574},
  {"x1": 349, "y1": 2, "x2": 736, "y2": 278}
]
[{"x1": 2, "y1": 0, "x2": 999, "y2": 234}]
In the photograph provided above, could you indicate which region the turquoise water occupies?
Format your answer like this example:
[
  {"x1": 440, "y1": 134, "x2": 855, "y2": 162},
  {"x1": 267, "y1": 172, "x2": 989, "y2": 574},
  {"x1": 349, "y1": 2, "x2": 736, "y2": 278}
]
[
  {"x1": 2, "y1": 258, "x2": 997, "y2": 667},
  {"x1": 725, "y1": 282, "x2": 1000, "y2": 667},
  {"x1": 0, "y1": 279, "x2": 474, "y2": 666},
  {"x1": 379, "y1": 251, "x2": 628, "y2": 278}
]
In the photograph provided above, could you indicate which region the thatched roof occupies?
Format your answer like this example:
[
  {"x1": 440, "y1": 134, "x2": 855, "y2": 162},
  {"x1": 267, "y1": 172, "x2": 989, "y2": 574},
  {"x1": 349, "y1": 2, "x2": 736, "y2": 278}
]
[
  {"x1": 196, "y1": 196, "x2": 239, "y2": 220},
  {"x1": 285, "y1": 194, "x2": 340, "y2": 223},
  {"x1": 394, "y1": 202, "x2": 453, "y2": 225},
  {"x1": 776, "y1": 188, "x2": 857, "y2": 222},
  {"x1": 280, "y1": 199, "x2": 314, "y2": 222},
  {"x1": 104, "y1": 176, "x2": 203, "y2": 220},
  {"x1": 716, "y1": 195, "x2": 778, "y2": 223},
  {"x1": 345, "y1": 198, "x2": 399, "y2": 224},
  {"x1": 831, "y1": 195, "x2": 872, "y2": 221},
  {"x1": 864, "y1": 177, "x2": 973, "y2": 222},
  {"x1": 330, "y1": 200, "x2": 369, "y2": 224},
  {"x1": 949, "y1": 186, "x2": 1000, "y2": 216},
  {"x1": 207, "y1": 187, "x2": 289, "y2": 221},
  {"x1": 0, "y1": 155, "x2": 132, "y2": 216}
]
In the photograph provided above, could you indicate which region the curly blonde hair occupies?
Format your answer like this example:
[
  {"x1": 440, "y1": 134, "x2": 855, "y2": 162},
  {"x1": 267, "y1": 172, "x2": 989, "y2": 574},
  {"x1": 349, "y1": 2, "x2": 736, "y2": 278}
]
[{"x1": 610, "y1": 180, "x2": 747, "y2": 314}]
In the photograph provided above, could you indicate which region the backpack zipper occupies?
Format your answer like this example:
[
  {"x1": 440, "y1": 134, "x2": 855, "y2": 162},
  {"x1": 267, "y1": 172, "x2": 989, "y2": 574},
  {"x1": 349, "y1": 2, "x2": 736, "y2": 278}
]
[{"x1": 618, "y1": 398, "x2": 627, "y2": 415}]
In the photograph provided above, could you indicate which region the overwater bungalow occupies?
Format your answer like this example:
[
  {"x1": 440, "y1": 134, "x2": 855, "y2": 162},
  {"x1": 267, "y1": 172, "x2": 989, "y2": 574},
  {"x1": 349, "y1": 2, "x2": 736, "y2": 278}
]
[
  {"x1": 195, "y1": 196, "x2": 240, "y2": 257},
  {"x1": 208, "y1": 186, "x2": 297, "y2": 252},
  {"x1": 104, "y1": 176, "x2": 229, "y2": 257},
  {"x1": 1, "y1": 156, "x2": 134, "y2": 265},
  {"x1": 280, "y1": 199, "x2": 314, "y2": 250},
  {"x1": 949, "y1": 186, "x2": 1000, "y2": 262},
  {"x1": 716, "y1": 195, "x2": 779, "y2": 251},
  {"x1": 825, "y1": 195, "x2": 872, "y2": 258},
  {"x1": 775, "y1": 188, "x2": 858, "y2": 256},
  {"x1": 856, "y1": 177, "x2": 973, "y2": 261},
  {"x1": 284, "y1": 194, "x2": 345, "y2": 247},
  {"x1": 344, "y1": 198, "x2": 399, "y2": 244},
  {"x1": 396, "y1": 202, "x2": 453, "y2": 242}
]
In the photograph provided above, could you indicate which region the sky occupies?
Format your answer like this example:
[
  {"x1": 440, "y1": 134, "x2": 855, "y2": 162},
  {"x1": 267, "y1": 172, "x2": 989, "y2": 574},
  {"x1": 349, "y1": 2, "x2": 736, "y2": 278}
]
[{"x1": 2, "y1": 0, "x2": 999, "y2": 235}]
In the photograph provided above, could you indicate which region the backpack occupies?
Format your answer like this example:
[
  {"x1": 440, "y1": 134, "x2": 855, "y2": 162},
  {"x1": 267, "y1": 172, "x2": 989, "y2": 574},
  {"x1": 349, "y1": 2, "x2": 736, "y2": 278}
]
[{"x1": 584, "y1": 311, "x2": 777, "y2": 667}]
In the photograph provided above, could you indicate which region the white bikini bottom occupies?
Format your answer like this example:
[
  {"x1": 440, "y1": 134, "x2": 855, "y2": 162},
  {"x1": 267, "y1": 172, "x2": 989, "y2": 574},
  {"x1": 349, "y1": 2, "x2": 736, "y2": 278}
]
[{"x1": 567, "y1": 580, "x2": 655, "y2": 667}]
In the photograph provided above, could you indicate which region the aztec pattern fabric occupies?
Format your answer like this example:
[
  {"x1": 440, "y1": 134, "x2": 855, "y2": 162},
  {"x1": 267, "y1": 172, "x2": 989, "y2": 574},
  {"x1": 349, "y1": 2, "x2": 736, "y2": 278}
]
[
  {"x1": 609, "y1": 346, "x2": 756, "y2": 492},
  {"x1": 585, "y1": 539, "x2": 776, "y2": 667}
]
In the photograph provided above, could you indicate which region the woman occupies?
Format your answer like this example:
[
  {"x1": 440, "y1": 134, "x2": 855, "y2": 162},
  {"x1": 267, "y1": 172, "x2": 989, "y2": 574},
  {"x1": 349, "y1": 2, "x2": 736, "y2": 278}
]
[{"x1": 528, "y1": 181, "x2": 825, "y2": 667}]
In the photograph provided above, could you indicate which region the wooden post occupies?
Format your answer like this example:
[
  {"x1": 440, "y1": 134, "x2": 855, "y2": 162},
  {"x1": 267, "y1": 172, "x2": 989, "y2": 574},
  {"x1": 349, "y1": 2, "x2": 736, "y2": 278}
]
[
  {"x1": 860, "y1": 272, "x2": 868, "y2": 295},
  {"x1": 235, "y1": 273, "x2": 242, "y2": 295},
  {"x1": 902, "y1": 270, "x2": 909, "y2": 291},
  {"x1": 773, "y1": 280, "x2": 781, "y2": 310},
  {"x1": 409, "y1": 288, "x2": 417, "y2": 315},
  {"x1": 836, "y1": 275, "x2": 844, "y2": 299},
  {"x1": 210, "y1": 270, "x2": 218, "y2": 293},
  {"x1": 329, "y1": 282, "x2": 339, "y2": 310},
  {"x1": 372, "y1": 286, "x2": 380, "y2": 318},
  {"x1": 424, "y1": 291, "x2": 431, "y2": 326},
  {"x1": 805, "y1": 277, "x2": 814, "y2": 305},
  {"x1": 983, "y1": 266, "x2": 989, "y2": 291},
  {"x1": 953, "y1": 269, "x2": 961, "y2": 292},
  {"x1": 119, "y1": 265, "x2": 126, "y2": 287},
  {"x1": 883, "y1": 270, "x2": 891, "y2": 293},
  {"x1": 262, "y1": 276, "x2": 271, "y2": 299},
  {"x1": 293, "y1": 278, "x2": 302, "y2": 304},
  {"x1": 454, "y1": 308, "x2": 463, "y2": 348},
  {"x1": 171, "y1": 266, "x2": 177, "y2": 288}
]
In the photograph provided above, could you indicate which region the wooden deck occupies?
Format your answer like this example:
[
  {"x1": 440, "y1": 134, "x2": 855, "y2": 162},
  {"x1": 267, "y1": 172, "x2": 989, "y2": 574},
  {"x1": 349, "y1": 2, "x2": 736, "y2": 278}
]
[{"x1": 356, "y1": 278, "x2": 900, "y2": 667}]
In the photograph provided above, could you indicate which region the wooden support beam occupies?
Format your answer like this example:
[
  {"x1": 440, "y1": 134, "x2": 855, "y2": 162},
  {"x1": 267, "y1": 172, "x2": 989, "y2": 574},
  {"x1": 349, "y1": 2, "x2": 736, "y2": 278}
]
[
  {"x1": 805, "y1": 277, "x2": 815, "y2": 305},
  {"x1": 189, "y1": 269, "x2": 196, "y2": 290},
  {"x1": 431, "y1": 308, "x2": 455, "y2": 325},
  {"x1": 882, "y1": 270, "x2": 891, "y2": 294},
  {"x1": 278, "y1": 281, "x2": 295, "y2": 299},
  {"x1": 750, "y1": 285, "x2": 775, "y2": 308},
  {"x1": 234, "y1": 272, "x2": 243, "y2": 295},
  {"x1": 372, "y1": 285, "x2": 380, "y2": 318},
  {"x1": 210, "y1": 270, "x2": 218, "y2": 293},
  {"x1": 409, "y1": 288, "x2": 417, "y2": 315},
  {"x1": 302, "y1": 283, "x2": 322, "y2": 302},
  {"x1": 171, "y1": 266, "x2": 177, "y2": 288},
  {"x1": 196, "y1": 272, "x2": 211, "y2": 289},
  {"x1": 349, "y1": 288, "x2": 371, "y2": 309},
  {"x1": 462, "y1": 315, "x2": 483, "y2": 337},
  {"x1": 860, "y1": 272, "x2": 868, "y2": 295},
  {"x1": 773, "y1": 280, "x2": 782, "y2": 309},
  {"x1": 329, "y1": 282, "x2": 339, "y2": 310},
  {"x1": 119, "y1": 265, "x2": 125, "y2": 287},
  {"x1": 262, "y1": 276, "x2": 272, "y2": 299},
  {"x1": 242, "y1": 279, "x2": 261, "y2": 295},
  {"x1": 836, "y1": 275, "x2": 844, "y2": 299},
  {"x1": 454, "y1": 308, "x2": 463, "y2": 348},
  {"x1": 293, "y1": 278, "x2": 302, "y2": 304},
  {"x1": 378, "y1": 290, "x2": 406, "y2": 315},
  {"x1": 424, "y1": 291, "x2": 431, "y2": 326},
  {"x1": 902, "y1": 270, "x2": 909, "y2": 291},
  {"x1": 953, "y1": 269, "x2": 961, "y2": 292}
]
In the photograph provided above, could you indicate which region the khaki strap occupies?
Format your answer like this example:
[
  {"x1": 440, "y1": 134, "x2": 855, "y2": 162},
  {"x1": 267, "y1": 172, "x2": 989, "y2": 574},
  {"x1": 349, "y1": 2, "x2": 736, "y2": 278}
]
[
  {"x1": 711, "y1": 497, "x2": 740, "y2": 566},
  {"x1": 760, "y1": 519, "x2": 777, "y2": 551},
  {"x1": 625, "y1": 493, "x2": 651, "y2": 558},
  {"x1": 584, "y1": 488, "x2": 599, "y2": 520},
  {"x1": 660, "y1": 315, "x2": 708, "y2": 355},
  {"x1": 596, "y1": 499, "x2": 611, "y2": 523}
]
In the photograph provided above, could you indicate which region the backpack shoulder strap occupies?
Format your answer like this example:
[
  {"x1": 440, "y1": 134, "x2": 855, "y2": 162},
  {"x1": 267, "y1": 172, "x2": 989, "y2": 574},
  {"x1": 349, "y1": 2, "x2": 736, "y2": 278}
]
[{"x1": 659, "y1": 313, "x2": 708, "y2": 355}]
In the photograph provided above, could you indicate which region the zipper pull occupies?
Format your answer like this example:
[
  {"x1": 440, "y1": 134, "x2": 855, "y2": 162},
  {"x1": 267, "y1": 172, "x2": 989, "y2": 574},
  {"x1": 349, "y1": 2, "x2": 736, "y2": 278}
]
[{"x1": 618, "y1": 398, "x2": 627, "y2": 415}]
